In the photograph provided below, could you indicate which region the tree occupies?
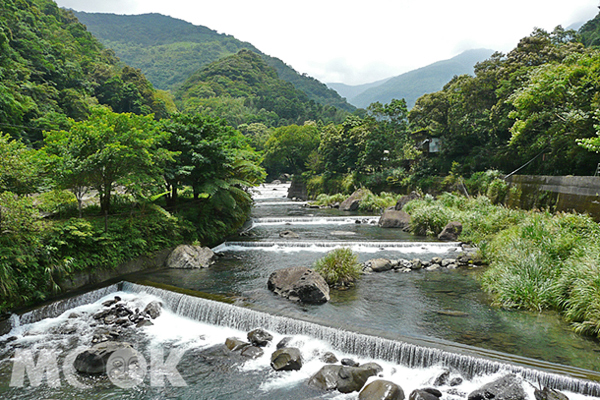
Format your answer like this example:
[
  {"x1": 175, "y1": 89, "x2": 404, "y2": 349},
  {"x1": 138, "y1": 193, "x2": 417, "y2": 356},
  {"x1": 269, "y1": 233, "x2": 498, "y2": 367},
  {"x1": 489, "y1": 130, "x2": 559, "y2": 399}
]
[
  {"x1": 43, "y1": 107, "x2": 171, "y2": 224},
  {"x1": 509, "y1": 51, "x2": 600, "y2": 175},
  {"x1": 0, "y1": 133, "x2": 41, "y2": 195},
  {"x1": 263, "y1": 122, "x2": 320, "y2": 177},
  {"x1": 162, "y1": 113, "x2": 264, "y2": 207}
]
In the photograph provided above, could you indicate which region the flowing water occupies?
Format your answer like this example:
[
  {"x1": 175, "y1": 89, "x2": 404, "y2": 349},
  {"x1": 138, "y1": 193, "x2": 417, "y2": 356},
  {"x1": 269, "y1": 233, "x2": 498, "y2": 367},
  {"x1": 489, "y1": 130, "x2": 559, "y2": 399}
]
[{"x1": 1, "y1": 182, "x2": 600, "y2": 399}]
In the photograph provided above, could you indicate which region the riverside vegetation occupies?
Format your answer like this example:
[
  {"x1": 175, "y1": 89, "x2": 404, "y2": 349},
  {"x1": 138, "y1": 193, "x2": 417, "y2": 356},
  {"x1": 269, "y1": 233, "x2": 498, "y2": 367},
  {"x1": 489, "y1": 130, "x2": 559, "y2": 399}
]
[{"x1": 3, "y1": 0, "x2": 600, "y2": 343}]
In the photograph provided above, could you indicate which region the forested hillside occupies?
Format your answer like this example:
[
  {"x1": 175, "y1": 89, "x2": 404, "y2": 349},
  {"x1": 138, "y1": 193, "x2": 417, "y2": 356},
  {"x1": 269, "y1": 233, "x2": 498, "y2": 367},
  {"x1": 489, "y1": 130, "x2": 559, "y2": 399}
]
[
  {"x1": 73, "y1": 11, "x2": 355, "y2": 112},
  {"x1": 175, "y1": 49, "x2": 349, "y2": 127},
  {"x1": 343, "y1": 49, "x2": 495, "y2": 108},
  {"x1": 0, "y1": 0, "x2": 171, "y2": 145},
  {"x1": 0, "y1": 0, "x2": 265, "y2": 312}
]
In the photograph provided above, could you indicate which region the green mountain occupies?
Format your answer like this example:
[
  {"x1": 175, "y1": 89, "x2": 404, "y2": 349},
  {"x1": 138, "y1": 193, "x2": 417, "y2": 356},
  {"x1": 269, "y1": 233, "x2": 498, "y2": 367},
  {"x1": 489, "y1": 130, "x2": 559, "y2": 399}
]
[
  {"x1": 175, "y1": 49, "x2": 348, "y2": 127},
  {"x1": 72, "y1": 11, "x2": 355, "y2": 112},
  {"x1": 580, "y1": 12, "x2": 600, "y2": 47},
  {"x1": 337, "y1": 49, "x2": 495, "y2": 108},
  {"x1": 0, "y1": 0, "x2": 169, "y2": 144},
  {"x1": 327, "y1": 77, "x2": 391, "y2": 104}
]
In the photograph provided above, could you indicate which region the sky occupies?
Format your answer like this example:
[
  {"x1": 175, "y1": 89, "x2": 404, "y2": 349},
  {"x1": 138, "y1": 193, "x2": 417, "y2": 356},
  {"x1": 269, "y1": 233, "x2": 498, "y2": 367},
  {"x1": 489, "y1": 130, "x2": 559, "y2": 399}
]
[{"x1": 54, "y1": 0, "x2": 599, "y2": 86}]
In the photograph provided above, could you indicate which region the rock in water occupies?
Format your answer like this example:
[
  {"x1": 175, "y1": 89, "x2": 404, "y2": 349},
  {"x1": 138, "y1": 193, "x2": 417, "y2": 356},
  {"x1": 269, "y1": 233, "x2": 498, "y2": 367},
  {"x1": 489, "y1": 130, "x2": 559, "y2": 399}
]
[
  {"x1": 467, "y1": 375, "x2": 526, "y2": 400},
  {"x1": 143, "y1": 301, "x2": 162, "y2": 319},
  {"x1": 166, "y1": 245, "x2": 215, "y2": 269},
  {"x1": 267, "y1": 266, "x2": 330, "y2": 304},
  {"x1": 378, "y1": 209, "x2": 411, "y2": 229},
  {"x1": 270, "y1": 347, "x2": 303, "y2": 371},
  {"x1": 279, "y1": 230, "x2": 300, "y2": 238},
  {"x1": 438, "y1": 221, "x2": 462, "y2": 241},
  {"x1": 74, "y1": 342, "x2": 134, "y2": 375},
  {"x1": 247, "y1": 328, "x2": 273, "y2": 347},
  {"x1": 365, "y1": 258, "x2": 392, "y2": 272},
  {"x1": 534, "y1": 387, "x2": 569, "y2": 400},
  {"x1": 308, "y1": 363, "x2": 383, "y2": 394},
  {"x1": 409, "y1": 389, "x2": 439, "y2": 400},
  {"x1": 359, "y1": 380, "x2": 405, "y2": 400}
]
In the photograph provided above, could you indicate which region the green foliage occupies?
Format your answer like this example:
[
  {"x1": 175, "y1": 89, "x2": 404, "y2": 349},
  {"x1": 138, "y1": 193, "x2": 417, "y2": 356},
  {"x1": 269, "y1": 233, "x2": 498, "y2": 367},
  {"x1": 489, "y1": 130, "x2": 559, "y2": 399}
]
[
  {"x1": 176, "y1": 50, "x2": 349, "y2": 128},
  {"x1": 43, "y1": 107, "x2": 172, "y2": 215},
  {"x1": 312, "y1": 193, "x2": 348, "y2": 207},
  {"x1": 313, "y1": 248, "x2": 362, "y2": 287},
  {"x1": 0, "y1": 134, "x2": 42, "y2": 194},
  {"x1": 486, "y1": 178, "x2": 509, "y2": 204},
  {"x1": 73, "y1": 11, "x2": 355, "y2": 112},
  {"x1": 0, "y1": 0, "x2": 168, "y2": 144},
  {"x1": 357, "y1": 191, "x2": 399, "y2": 213},
  {"x1": 263, "y1": 122, "x2": 320, "y2": 177},
  {"x1": 404, "y1": 192, "x2": 600, "y2": 338}
]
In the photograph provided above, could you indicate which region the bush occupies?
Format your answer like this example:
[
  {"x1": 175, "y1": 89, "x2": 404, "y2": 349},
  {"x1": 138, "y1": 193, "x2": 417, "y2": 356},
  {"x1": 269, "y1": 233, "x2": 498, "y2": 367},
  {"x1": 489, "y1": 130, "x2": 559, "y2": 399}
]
[
  {"x1": 313, "y1": 248, "x2": 361, "y2": 287},
  {"x1": 486, "y1": 178, "x2": 509, "y2": 204}
]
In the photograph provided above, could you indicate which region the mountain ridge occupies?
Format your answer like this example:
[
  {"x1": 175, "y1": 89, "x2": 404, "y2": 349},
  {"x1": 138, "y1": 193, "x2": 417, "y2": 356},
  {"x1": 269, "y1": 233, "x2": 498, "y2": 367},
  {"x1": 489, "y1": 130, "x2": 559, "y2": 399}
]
[
  {"x1": 331, "y1": 49, "x2": 495, "y2": 108},
  {"x1": 73, "y1": 11, "x2": 355, "y2": 112}
]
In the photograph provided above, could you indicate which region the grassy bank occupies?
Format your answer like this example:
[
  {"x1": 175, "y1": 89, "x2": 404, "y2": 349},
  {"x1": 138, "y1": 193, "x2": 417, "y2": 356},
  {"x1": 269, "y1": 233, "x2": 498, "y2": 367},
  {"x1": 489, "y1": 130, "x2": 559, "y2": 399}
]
[
  {"x1": 403, "y1": 193, "x2": 600, "y2": 338},
  {"x1": 0, "y1": 192, "x2": 251, "y2": 314}
]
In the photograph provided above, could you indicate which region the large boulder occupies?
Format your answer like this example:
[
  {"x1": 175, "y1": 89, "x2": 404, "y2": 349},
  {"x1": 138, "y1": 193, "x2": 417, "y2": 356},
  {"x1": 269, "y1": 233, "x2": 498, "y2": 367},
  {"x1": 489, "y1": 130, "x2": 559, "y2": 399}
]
[
  {"x1": 437, "y1": 221, "x2": 462, "y2": 241},
  {"x1": 268, "y1": 266, "x2": 330, "y2": 304},
  {"x1": 270, "y1": 347, "x2": 303, "y2": 371},
  {"x1": 308, "y1": 363, "x2": 383, "y2": 394},
  {"x1": 395, "y1": 192, "x2": 420, "y2": 211},
  {"x1": 359, "y1": 380, "x2": 405, "y2": 400},
  {"x1": 74, "y1": 341, "x2": 134, "y2": 375},
  {"x1": 166, "y1": 245, "x2": 215, "y2": 269},
  {"x1": 340, "y1": 189, "x2": 369, "y2": 212},
  {"x1": 467, "y1": 375, "x2": 526, "y2": 400},
  {"x1": 378, "y1": 209, "x2": 411, "y2": 229},
  {"x1": 279, "y1": 230, "x2": 300, "y2": 239},
  {"x1": 365, "y1": 258, "x2": 392, "y2": 272}
]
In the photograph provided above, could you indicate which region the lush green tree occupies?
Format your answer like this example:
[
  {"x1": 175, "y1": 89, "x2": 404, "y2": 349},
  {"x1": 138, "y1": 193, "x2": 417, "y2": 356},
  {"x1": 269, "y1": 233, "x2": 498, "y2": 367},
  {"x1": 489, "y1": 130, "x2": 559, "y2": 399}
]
[
  {"x1": 263, "y1": 123, "x2": 320, "y2": 177},
  {"x1": 0, "y1": 134, "x2": 41, "y2": 195},
  {"x1": 43, "y1": 107, "x2": 171, "y2": 221},
  {"x1": 162, "y1": 113, "x2": 264, "y2": 206},
  {"x1": 509, "y1": 51, "x2": 600, "y2": 175}
]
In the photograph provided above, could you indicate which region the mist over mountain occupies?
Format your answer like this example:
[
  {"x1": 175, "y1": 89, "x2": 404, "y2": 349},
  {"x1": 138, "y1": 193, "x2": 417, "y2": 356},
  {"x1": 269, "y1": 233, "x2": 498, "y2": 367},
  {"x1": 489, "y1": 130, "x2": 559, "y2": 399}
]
[{"x1": 330, "y1": 49, "x2": 495, "y2": 109}]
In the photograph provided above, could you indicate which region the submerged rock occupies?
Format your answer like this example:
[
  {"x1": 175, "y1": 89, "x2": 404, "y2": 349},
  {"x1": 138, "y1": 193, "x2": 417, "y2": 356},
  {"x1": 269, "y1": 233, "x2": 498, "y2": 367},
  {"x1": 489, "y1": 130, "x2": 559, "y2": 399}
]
[
  {"x1": 409, "y1": 389, "x2": 440, "y2": 400},
  {"x1": 279, "y1": 230, "x2": 300, "y2": 239},
  {"x1": 240, "y1": 345, "x2": 264, "y2": 359},
  {"x1": 166, "y1": 245, "x2": 215, "y2": 269},
  {"x1": 359, "y1": 379, "x2": 405, "y2": 400},
  {"x1": 267, "y1": 266, "x2": 330, "y2": 304},
  {"x1": 320, "y1": 351, "x2": 338, "y2": 364},
  {"x1": 225, "y1": 337, "x2": 250, "y2": 352}
]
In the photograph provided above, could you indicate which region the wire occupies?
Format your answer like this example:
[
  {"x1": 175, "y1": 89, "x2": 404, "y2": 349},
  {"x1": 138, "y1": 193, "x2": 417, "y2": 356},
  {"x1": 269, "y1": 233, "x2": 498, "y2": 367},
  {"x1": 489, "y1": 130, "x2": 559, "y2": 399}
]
[{"x1": 503, "y1": 148, "x2": 548, "y2": 180}]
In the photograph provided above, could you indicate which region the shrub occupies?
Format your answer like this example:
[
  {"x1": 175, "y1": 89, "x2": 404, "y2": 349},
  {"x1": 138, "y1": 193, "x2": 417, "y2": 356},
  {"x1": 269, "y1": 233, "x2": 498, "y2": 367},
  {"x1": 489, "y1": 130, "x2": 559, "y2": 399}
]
[
  {"x1": 313, "y1": 248, "x2": 361, "y2": 287},
  {"x1": 486, "y1": 178, "x2": 509, "y2": 204}
]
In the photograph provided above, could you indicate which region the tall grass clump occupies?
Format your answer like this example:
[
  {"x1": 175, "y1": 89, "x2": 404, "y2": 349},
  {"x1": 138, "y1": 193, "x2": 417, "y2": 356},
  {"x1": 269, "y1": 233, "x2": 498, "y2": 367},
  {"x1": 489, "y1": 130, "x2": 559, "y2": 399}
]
[
  {"x1": 403, "y1": 198, "x2": 454, "y2": 236},
  {"x1": 312, "y1": 193, "x2": 347, "y2": 207},
  {"x1": 313, "y1": 247, "x2": 362, "y2": 287},
  {"x1": 358, "y1": 191, "x2": 399, "y2": 213}
]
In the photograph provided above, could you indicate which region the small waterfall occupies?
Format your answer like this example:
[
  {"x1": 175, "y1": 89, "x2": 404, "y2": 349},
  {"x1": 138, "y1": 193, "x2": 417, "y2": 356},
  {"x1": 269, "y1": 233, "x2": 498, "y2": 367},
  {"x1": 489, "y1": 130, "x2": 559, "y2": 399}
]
[
  {"x1": 254, "y1": 201, "x2": 308, "y2": 206},
  {"x1": 252, "y1": 216, "x2": 380, "y2": 225},
  {"x1": 213, "y1": 240, "x2": 461, "y2": 253},
  {"x1": 16, "y1": 283, "x2": 121, "y2": 326},
  {"x1": 123, "y1": 281, "x2": 600, "y2": 397}
]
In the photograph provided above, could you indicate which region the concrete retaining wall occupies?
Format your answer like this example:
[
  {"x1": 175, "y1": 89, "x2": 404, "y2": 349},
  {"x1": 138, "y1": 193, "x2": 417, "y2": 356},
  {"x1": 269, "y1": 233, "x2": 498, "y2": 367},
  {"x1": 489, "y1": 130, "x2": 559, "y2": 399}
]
[{"x1": 505, "y1": 175, "x2": 600, "y2": 221}]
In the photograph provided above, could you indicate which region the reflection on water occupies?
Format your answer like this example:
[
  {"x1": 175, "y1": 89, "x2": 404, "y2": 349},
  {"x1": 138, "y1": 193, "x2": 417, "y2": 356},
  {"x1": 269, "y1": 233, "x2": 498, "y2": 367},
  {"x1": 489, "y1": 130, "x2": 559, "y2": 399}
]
[{"x1": 134, "y1": 183, "x2": 600, "y2": 372}]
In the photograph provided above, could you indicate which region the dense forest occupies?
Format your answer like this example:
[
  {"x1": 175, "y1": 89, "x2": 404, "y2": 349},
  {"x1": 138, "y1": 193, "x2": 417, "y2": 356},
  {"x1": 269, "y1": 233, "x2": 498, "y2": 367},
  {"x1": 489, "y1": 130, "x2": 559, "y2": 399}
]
[
  {"x1": 73, "y1": 11, "x2": 356, "y2": 112},
  {"x1": 261, "y1": 25, "x2": 600, "y2": 192},
  {"x1": 0, "y1": 0, "x2": 264, "y2": 312},
  {"x1": 175, "y1": 50, "x2": 349, "y2": 127}
]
